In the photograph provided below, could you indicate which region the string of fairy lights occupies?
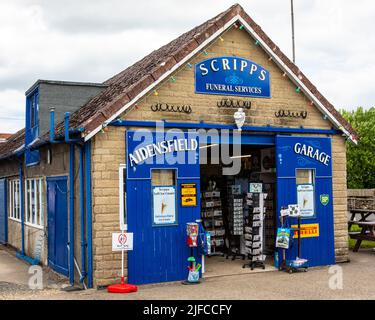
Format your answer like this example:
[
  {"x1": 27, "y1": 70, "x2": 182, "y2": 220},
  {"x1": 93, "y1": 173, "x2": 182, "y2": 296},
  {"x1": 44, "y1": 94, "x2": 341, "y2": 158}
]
[{"x1": 101, "y1": 20, "x2": 336, "y2": 133}]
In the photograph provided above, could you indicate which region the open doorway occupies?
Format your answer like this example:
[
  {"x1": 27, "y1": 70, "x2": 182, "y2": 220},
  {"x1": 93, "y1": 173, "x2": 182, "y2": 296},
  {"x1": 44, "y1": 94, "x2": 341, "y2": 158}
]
[{"x1": 200, "y1": 143, "x2": 277, "y2": 278}]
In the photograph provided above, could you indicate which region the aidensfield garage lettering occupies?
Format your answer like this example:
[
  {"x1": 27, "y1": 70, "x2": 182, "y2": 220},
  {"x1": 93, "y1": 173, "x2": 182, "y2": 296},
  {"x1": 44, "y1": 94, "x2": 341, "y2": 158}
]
[
  {"x1": 294, "y1": 142, "x2": 331, "y2": 166},
  {"x1": 129, "y1": 138, "x2": 198, "y2": 166}
]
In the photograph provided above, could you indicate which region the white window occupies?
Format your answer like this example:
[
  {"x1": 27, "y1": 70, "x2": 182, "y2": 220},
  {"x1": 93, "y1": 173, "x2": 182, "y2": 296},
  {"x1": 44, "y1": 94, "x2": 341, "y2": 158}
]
[
  {"x1": 8, "y1": 179, "x2": 21, "y2": 221},
  {"x1": 25, "y1": 178, "x2": 43, "y2": 227}
]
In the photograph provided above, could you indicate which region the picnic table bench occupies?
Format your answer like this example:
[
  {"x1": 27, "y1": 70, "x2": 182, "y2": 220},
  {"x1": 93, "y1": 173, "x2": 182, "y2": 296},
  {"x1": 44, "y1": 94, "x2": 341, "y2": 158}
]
[
  {"x1": 348, "y1": 220, "x2": 375, "y2": 252},
  {"x1": 348, "y1": 209, "x2": 375, "y2": 230}
]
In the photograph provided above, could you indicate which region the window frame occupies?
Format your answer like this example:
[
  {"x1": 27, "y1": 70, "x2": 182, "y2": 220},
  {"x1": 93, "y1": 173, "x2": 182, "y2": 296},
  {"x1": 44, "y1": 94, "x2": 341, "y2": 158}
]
[
  {"x1": 119, "y1": 164, "x2": 127, "y2": 231},
  {"x1": 151, "y1": 169, "x2": 178, "y2": 227},
  {"x1": 25, "y1": 177, "x2": 44, "y2": 229},
  {"x1": 295, "y1": 168, "x2": 316, "y2": 219},
  {"x1": 8, "y1": 179, "x2": 21, "y2": 222}
]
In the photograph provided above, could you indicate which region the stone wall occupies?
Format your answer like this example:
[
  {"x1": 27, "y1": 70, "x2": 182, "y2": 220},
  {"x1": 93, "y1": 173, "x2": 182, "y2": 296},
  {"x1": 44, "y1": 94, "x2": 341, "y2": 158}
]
[
  {"x1": 91, "y1": 127, "x2": 125, "y2": 286},
  {"x1": 331, "y1": 135, "x2": 348, "y2": 262}
]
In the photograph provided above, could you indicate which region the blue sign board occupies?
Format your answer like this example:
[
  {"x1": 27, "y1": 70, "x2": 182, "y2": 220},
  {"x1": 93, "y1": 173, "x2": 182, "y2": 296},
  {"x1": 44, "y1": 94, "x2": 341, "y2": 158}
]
[
  {"x1": 126, "y1": 130, "x2": 200, "y2": 180},
  {"x1": 276, "y1": 136, "x2": 332, "y2": 178},
  {"x1": 195, "y1": 56, "x2": 271, "y2": 98}
]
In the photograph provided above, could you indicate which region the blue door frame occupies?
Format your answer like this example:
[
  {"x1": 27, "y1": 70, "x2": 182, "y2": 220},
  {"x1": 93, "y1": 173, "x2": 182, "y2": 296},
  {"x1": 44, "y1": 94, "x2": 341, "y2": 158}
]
[
  {"x1": 0, "y1": 179, "x2": 7, "y2": 244},
  {"x1": 47, "y1": 176, "x2": 69, "y2": 277},
  {"x1": 126, "y1": 130, "x2": 201, "y2": 284},
  {"x1": 275, "y1": 135, "x2": 335, "y2": 267}
]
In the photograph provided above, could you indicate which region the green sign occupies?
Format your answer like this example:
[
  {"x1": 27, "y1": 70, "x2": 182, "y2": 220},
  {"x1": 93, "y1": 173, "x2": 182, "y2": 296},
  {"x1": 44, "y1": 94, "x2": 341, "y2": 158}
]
[{"x1": 320, "y1": 194, "x2": 329, "y2": 206}]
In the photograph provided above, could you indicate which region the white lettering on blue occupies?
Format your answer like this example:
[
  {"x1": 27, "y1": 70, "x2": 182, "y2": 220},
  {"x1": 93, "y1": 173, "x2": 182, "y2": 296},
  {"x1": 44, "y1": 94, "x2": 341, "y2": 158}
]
[
  {"x1": 294, "y1": 143, "x2": 331, "y2": 166},
  {"x1": 129, "y1": 139, "x2": 198, "y2": 166}
]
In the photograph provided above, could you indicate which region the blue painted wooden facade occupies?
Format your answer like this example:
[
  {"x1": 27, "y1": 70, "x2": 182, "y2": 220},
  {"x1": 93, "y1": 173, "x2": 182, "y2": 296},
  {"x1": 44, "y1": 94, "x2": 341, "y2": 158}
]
[
  {"x1": 126, "y1": 130, "x2": 201, "y2": 284},
  {"x1": 126, "y1": 130, "x2": 336, "y2": 284},
  {"x1": 47, "y1": 176, "x2": 69, "y2": 276},
  {"x1": 275, "y1": 135, "x2": 335, "y2": 267},
  {"x1": 0, "y1": 179, "x2": 7, "y2": 244}
]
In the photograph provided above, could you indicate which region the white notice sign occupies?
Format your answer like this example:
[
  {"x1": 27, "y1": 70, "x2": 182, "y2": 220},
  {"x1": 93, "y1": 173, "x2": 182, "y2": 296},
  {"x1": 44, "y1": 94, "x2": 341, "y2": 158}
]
[
  {"x1": 297, "y1": 184, "x2": 315, "y2": 218},
  {"x1": 112, "y1": 232, "x2": 133, "y2": 251},
  {"x1": 153, "y1": 186, "x2": 176, "y2": 225}
]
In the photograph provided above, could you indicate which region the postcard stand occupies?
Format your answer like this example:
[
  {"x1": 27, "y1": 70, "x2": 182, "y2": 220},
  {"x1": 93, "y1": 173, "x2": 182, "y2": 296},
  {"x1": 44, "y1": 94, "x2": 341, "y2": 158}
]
[
  {"x1": 243, "y1": 191, "x2": 267, "y2": 270},
  {"x1": 278, "y1": 206, "x2": 308, "y2": 273},
  {"x1": 226, "y1": 185, "x2": 246, "y2": 260}
]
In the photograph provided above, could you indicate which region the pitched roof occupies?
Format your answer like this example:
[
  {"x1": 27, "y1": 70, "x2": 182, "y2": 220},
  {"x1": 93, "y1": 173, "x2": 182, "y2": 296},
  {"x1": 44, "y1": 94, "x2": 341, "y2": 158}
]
[
  {"x1": 0, "y1": 129, "x2": 25, "y2": 160},
  {"x1": 0, "y1": 133, "x2": 12, "y2": 141},
  {"x1": 0, "y1": 4, "x2": 358, "y2": 159}
]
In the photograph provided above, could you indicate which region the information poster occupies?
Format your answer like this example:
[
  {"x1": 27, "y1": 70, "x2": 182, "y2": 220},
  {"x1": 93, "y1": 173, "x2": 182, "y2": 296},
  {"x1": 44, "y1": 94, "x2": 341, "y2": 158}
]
[
  {"x1": 153, "y1": 186, "x2": 176, "y2": 225},
  {"x1": 297, "y1": 184, "x2": 315, "y2": 218},
  {"x1": 180, "y1": 183, "x2": 197, "y2": 207}
]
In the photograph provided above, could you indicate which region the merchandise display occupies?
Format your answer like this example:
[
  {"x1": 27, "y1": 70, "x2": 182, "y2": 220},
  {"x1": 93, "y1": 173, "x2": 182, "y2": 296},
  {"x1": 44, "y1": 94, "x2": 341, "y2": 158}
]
[
  {"x1": 277, "y1": 206, "x2": 309, "y2": 273},
  {"x1": 243, "y1": 189, "x2": 267, "y2": 270},
  {"x1": 229, "y1": 186, "x2": 244, "y2": 236},
  {"x1": 201, "y1": 190, "x2": 225, "y2": 255},
  {"x1": 199, "y1": 146, "x2": 277, "y2": 274}
]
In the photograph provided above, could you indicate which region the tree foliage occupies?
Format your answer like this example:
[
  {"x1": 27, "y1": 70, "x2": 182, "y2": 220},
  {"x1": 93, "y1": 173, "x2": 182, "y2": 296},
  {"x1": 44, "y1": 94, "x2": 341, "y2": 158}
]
[{"x1": 341, "y1": 107, "x2": 375, "y2": 189}]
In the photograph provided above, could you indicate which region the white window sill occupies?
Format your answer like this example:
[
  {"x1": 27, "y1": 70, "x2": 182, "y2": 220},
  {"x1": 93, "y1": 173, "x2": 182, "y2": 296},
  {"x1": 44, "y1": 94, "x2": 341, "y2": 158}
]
[
  {"x1": 8, "y1": 217, "x2": 21, "y2": 223},
  {"x1": 25, "y1": 222, "x2": 44, "y2": 230}
]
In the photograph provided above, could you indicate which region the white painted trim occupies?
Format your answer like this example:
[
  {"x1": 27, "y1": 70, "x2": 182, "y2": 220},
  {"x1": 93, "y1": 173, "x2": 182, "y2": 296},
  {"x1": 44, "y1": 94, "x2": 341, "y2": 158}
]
[
  {"x1": 119, "y1": 164, "x2": 127, "y2": 231},
  {"x1": 9, "y1": 217, "x2": 21, "y2": 223},
  {"x1": 83, "y1": 14, "x2": 355, "y2": 144},
  {"x1": 24, "y1": 221, "x2": 44, "y2": 230}
]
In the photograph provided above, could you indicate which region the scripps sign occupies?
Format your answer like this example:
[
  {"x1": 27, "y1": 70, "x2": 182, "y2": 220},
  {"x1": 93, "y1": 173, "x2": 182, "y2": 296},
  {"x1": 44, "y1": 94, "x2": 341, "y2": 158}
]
[{"x1": 195, "y1": 56, "x2": 271, "y2": 98}]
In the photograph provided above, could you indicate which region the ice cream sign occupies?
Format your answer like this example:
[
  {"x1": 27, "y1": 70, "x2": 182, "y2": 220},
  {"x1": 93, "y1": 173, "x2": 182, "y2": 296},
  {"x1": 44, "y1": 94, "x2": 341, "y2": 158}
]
[{"x1": 195, "y1": 56, "x2": 271, "y2": 98}]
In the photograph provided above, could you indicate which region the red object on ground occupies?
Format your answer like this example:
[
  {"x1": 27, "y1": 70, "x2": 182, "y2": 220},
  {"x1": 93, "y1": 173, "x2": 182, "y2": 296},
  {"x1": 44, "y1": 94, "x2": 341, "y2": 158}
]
[{"x1": 107, "y1": 277, "x2": 138, "y2": 294}]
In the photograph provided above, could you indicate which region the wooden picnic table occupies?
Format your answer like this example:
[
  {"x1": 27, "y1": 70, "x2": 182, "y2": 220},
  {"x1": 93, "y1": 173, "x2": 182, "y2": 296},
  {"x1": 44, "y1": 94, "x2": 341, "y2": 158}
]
[
  {"x1": 348, "y1": 208, "x2": 375, "y2": 230},
  {"x1": 348, "y1": 220, "x2": 375, "y2": 252}
]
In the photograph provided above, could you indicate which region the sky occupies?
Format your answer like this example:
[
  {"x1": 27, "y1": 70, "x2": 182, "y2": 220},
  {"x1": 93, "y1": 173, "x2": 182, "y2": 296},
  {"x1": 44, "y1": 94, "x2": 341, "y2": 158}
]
[{"x1": 0, "y1": 0, "x2": 374, "y2": 133}]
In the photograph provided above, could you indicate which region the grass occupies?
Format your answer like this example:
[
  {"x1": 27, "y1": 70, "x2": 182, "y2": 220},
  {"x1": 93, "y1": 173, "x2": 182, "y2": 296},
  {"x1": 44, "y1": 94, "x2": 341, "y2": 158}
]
[{"x1": 348, "y1": 224, "x2": 375, "y2": 249}]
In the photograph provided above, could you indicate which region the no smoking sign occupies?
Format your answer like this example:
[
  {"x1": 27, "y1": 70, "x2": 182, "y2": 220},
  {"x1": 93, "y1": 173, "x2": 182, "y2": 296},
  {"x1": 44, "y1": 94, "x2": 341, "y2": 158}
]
[{"x1": 112, "y1": 232, "x2": 133, "y2": 251}]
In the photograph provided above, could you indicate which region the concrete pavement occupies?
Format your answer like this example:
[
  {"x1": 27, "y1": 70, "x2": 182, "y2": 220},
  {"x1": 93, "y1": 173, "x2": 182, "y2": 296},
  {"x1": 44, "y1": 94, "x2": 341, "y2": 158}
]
[{"x1": 1, "y1": 244, "x2": 375, "y2": 300}]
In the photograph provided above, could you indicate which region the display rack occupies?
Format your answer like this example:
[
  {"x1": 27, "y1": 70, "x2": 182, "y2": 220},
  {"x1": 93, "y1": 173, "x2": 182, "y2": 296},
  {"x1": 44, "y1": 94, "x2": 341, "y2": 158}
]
[
  {"x1": 201, "y1": 191, "x2": 225, "y2": 256},
  {"x1": 243, "y1": 191, "x2": 267, "y2": 270},
  {"x1": 225, "y1": 185, "x2": 246, "y2": 260},
  {"x1": 278, "y1": 212, "x2": 309, "y2": 273},
  {"x1": 263, "y1": 183, "x2": 276, "y2": 254}
]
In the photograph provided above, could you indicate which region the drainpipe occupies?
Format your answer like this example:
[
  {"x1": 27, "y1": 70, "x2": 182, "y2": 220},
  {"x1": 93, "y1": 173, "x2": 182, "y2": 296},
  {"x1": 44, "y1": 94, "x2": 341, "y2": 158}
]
[
  {"x1": 79, "y1": 146, "x2": 86, "y2": 283},
  {"x1": 65, "y1": 112, "x2": 70, "y2": 142},
  {"x1": 85, "y1": 141, "x2": 93, "y2": 288},
  {"x1": 69, "y1": 143, "x2": 75, "y2": 285},
  {"x1": 19, "y1": 162, "x2": 25, "y2": 255},
  {"x1": 49, "y1": 108, "x2": 55, "y2": 143}
]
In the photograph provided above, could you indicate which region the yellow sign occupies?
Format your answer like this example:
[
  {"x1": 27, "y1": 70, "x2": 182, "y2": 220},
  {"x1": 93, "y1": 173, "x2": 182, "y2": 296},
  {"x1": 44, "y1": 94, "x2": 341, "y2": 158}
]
[
  {"x1": 181, "y1": 196, "x2": 197, "y2": 206},
  {"x1": 181, "y1": 183, "x2": 197, "y2": 207},
  {"x1": 181, "y1": 187, "x2": 196, "y2": 196},
  {"x1": 291, "y1": 223, "x2": 319, "y2": 238}
]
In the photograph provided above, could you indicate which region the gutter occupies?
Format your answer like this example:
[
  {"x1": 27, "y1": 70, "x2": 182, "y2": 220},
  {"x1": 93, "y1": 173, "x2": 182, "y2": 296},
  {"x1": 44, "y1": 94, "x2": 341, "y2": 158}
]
[{"x1": 110, "y1": 119, "x2": 342, "y2": 135}]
